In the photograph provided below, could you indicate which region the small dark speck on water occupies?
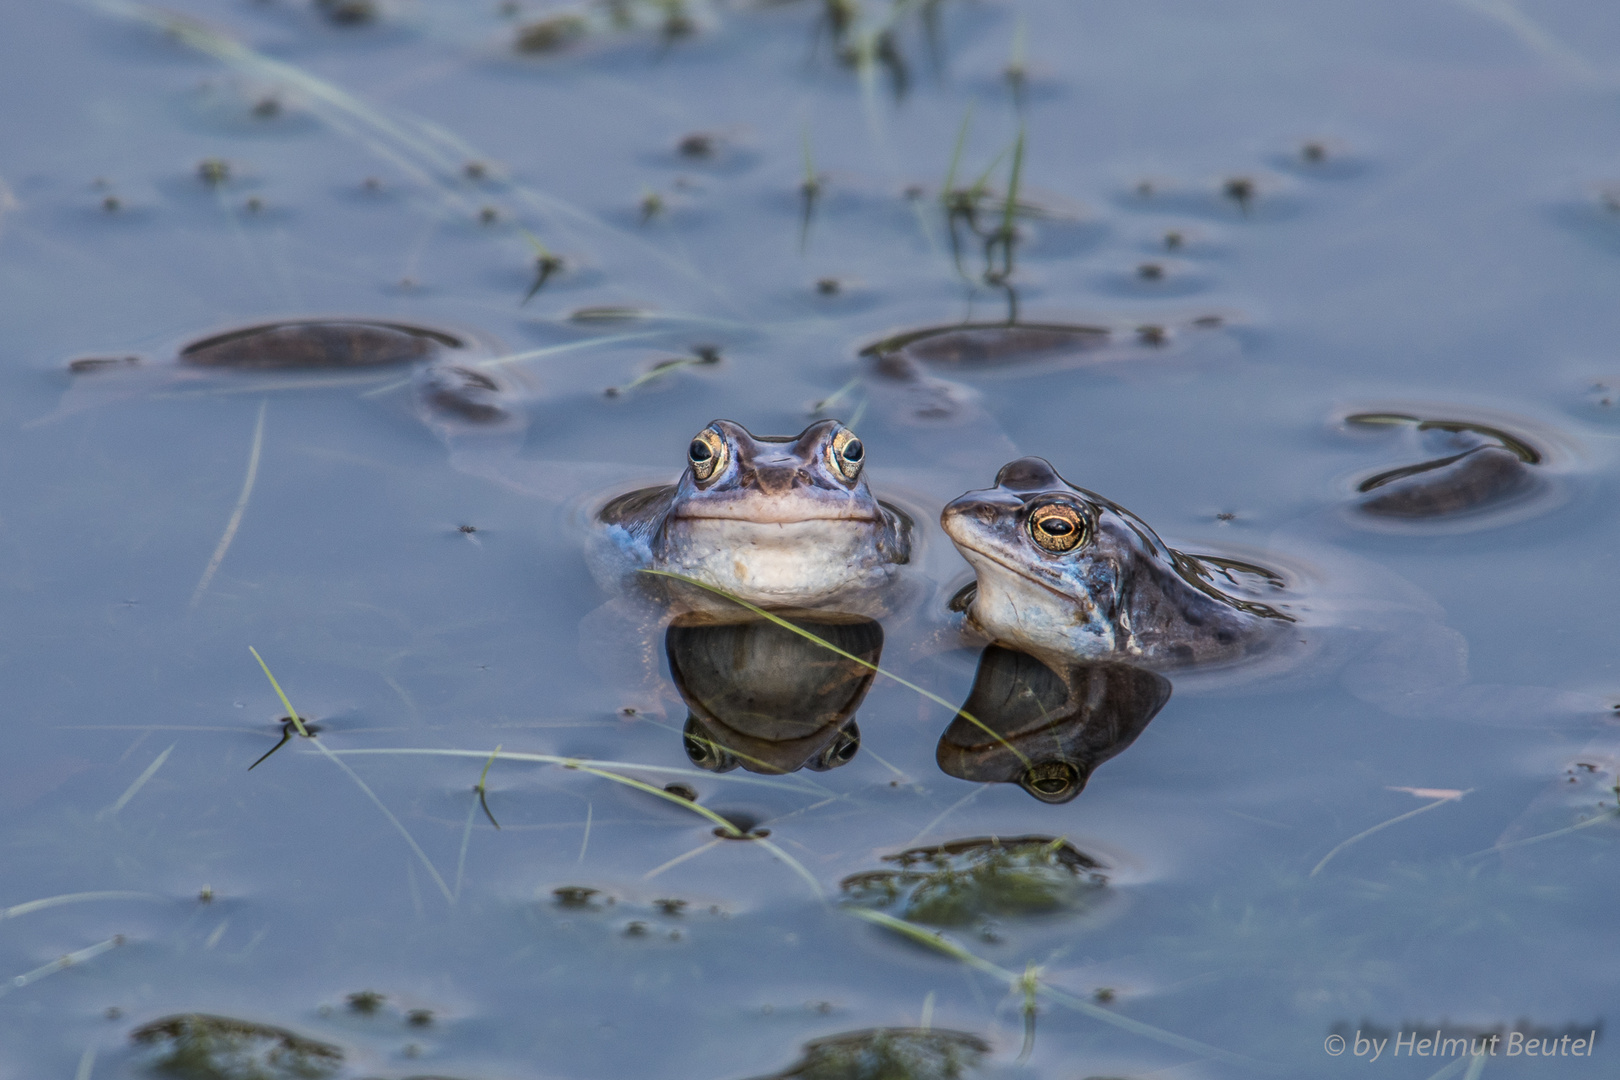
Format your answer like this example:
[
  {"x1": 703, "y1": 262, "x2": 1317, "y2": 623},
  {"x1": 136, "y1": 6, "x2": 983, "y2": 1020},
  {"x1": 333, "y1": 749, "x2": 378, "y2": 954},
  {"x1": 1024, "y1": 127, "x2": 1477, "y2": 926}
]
[
  {"x1": 1164, "y1": 230, "x2": 1183, "y2": 250},
  {"x1": 1301, "y1": 141, "x2": 1326, "y2": 162},
  {"x1": 479, "y1": 206, "x2": 498, "y2": 224},
  {"x1": 655, "y1": 898, "x2": 687, "y2": 915},
  {"x1": 244, "y1": 197, "x2": 263, "y2": 213},
  {"x1": 102, "y1": 195, "x2": 120, "y2": 212},
  {"x1": 105, "y1": 1007, "x2": 122, "y2": 1021},
  {"x1": 1137, "y1": 324, "x2": 1167, "y2": 346},
  {"x1": 1216, "y1": 512, "x2": 1236, "y2": 522},
  {"x1": 624, "y1": 921, "x2": 648, "y2": 937},
  {"x1": 252, "y1": 97, "x2": 280, "y2": 119},
  {"x1": 816, "y1": 277, "x2": 841, "y2": 295},
  {"x1": 315, "y1": 0, "x2": 378, "y2": 26},
  {"x1": 361, "y1": 177, "x2": 381, "y2": 192},
  {"x1": 1095, "y1": 987, "x2": 1116, "y2": 1003},
  {"x1": 458, "y1": 524, "x2": 477, "y2": 534},
  {"x1": 464, "y1": 161, "x2": 488, "y2": 181},
  {"x1": 1137, "y1": 262, "x2": 1164, "y2": 281},
  {"x1": 554, "y1": 885, "x2": 606, "y2": 908},
  {"x1": 347, "y1": 990, "x2": 385, "y2": 1014},
  {"x1": 198, "y1": 886, "x2": 214, "y2": 903},
  {"x1": 1223, "y1": 176, "x2": 1255, "y2": 214},
  {"x1": 406, "y1": 1009, "x2": 433, "y2": 1028},
  {"x1": 197, "y1": 159, "x2": 230, "y2": 186},
  {"x1": 678, "y1": 133, "x2": 716, "y2": 159},
  {"x1": 664, "y1": 782, "x2": 698, "y2": 801}
]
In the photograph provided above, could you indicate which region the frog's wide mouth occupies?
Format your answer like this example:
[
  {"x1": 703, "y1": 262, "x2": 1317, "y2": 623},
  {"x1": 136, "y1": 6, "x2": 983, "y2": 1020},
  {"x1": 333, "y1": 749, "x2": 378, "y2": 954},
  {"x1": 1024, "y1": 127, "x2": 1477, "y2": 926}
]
[
  {"x1": 669, "y1": 507, "x2": 885, "y2": 525},
  {"x1": 946, "y1": 535, "x2": 1075, "y2": 603}
]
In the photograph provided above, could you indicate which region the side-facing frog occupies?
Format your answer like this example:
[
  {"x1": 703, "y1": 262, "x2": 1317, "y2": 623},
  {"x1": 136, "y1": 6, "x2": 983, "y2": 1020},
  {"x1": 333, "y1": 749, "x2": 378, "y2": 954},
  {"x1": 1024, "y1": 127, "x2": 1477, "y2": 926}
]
[
  {"x1": 588, "y1": 419, "x2": 913, "y2": 611},
  {"x1": 940, "y1": 456, "x2": 1292, "y2": 670}
]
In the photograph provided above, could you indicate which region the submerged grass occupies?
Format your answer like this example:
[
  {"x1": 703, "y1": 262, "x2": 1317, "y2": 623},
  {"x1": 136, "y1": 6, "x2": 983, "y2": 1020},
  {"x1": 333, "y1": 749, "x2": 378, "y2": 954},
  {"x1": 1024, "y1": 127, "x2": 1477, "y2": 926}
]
[
  {"x1": 190, "y1": 399, "x2": 266, "y2": 609},
  {"x1": 0, "y1": 935, "x2": 126, "y2": 1000},
  {"x1": 1311, "y1": 789, "x2": 1470, "y2": 877},
  {"x1": 638, "y1": 569, "x2": 1030, "y2": 769},
  {"x1": 846, "y1": 908, "x2": 1266, "y2": 1067}
]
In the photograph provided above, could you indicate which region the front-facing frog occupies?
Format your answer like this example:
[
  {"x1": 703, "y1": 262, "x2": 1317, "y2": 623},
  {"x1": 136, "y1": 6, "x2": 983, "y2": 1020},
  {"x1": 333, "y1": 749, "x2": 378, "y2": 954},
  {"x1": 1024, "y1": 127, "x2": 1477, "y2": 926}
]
[
  {"x1": 588, "y1": 419, "x2": 913, "y2": 611},
  {"x1": 941, "y1": 457, "x2": 1293, "y2": 670}
]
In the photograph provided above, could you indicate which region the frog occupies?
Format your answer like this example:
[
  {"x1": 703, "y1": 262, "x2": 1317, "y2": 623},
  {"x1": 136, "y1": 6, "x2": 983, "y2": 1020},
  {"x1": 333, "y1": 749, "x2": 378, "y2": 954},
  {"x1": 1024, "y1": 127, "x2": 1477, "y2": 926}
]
[
  {"x1": 51, "y1": 318, "x2": 527, "y2": 448},
  {"x1": 587, "y1": 419, "x2": 914, "y2": 613},
  {"x1": 939, "y1": 456, "x2": 1294, "y2": 671}
]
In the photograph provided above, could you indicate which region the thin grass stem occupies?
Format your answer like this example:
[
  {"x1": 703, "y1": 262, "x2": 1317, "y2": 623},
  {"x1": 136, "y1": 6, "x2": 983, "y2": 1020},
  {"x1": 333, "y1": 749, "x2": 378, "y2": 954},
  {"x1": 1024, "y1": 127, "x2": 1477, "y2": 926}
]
[
  {"x1": 1310, "y1": 791, "x2": 1470, "y2": 877},
  {"x1": 1, "y1": 891, "x2": 162, "y2": 921},
  {"x1": 328, "y1": 748, "x2": 820, "y2": 793},
  {"x1": 96, "y1": 744, "x2": 175, "y2": 821},
  {"x1": 1467, "y1": 807, "x2": 1618, "y2": 859},
  {"x1": 0, "y1": 936, "x2": 125, "y2": 999},
  {"x1": 577, "y1": 802, "x2": 593, "y2": 863},
  {"x1": 190, "y1": 398, "x2": 266, "y2": 608},
  {"x1": 643, "y1": 838, "x2": 722, "y2": 880},
  {"x1": 753, "y1": 837, "x2": 826, "y2": 901},
  {"x1": 564, "y1": 761, "x2": 743, "y2": 836}
]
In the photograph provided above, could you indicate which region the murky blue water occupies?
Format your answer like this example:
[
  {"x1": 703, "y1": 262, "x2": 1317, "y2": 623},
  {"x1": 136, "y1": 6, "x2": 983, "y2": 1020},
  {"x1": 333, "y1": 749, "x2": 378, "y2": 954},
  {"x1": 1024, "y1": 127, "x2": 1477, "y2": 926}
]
[{"x1": 3, "y1": 1, "x2": 1620, "y2": 1077}]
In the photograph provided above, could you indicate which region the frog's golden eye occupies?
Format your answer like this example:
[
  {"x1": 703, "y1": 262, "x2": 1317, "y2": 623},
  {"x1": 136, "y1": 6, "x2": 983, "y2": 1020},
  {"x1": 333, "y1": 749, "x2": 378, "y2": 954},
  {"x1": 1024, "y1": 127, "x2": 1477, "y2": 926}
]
[
  {"x1": 688, "y1": 428, "x2": 727, "y2": 483},
  {"x1": 1028, "y1": 503, "x2": 1088, "y2": 553},
  {"x1": 828, "y1": 427, "x2": 865, "y2": 481}
]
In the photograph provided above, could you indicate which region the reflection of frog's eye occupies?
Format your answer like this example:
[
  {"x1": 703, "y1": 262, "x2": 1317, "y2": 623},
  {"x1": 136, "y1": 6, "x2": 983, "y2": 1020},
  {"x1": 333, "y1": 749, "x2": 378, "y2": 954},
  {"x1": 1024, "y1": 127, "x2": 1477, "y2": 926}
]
[
  {"x1": 1020, "y1": 761, "x2": 1083, "y2": 803},
  {"x1": 688, "y1": 428, "x2": 727, "y2": 483},
  {"x1": 1028, "y1": 504, "x2": 1087, "y2": 552},
  {"x1": 683, "y1": 726, "x2": 739, "y2": 773},
  {"x1": 828, "y1": 428, "x2": 865, "y2": 481},
  {"x1": 807, "y1": 720, "x2": 860, "y2": 771}
]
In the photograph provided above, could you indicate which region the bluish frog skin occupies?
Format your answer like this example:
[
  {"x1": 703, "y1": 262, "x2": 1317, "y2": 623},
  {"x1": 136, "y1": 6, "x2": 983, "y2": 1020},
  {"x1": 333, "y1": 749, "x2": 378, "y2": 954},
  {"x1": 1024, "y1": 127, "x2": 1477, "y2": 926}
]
[
  {"x1": 590, "y1": 419, "x2": 912, "y2": 610},
  {"x1": 941, "y1": 457, "x2": 1291, "y2": 670}
]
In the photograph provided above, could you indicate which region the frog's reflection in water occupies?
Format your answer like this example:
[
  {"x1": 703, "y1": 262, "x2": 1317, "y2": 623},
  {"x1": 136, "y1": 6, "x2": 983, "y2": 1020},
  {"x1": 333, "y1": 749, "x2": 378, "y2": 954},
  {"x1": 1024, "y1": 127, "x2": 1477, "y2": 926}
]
[
  {"x1": 939, "y1": 646, "x2": 1172, "y2": 803},
  {"x1": 664, "y1": 614, "x2": 882, "y2": 775}
]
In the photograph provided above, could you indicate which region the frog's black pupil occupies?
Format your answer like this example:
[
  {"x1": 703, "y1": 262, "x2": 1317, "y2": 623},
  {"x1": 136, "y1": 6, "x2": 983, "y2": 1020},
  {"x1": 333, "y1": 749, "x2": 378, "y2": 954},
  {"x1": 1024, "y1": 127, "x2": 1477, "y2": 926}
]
[
  {"x1": 1039, "y1": 517, "x2": 1073, "y2": 536},
  {"x1": 689, "y1": 439, "x2": 712, "y2": 462},
  {"x1": 842, "y1": 439, "x2": 863, "y2": 462}
]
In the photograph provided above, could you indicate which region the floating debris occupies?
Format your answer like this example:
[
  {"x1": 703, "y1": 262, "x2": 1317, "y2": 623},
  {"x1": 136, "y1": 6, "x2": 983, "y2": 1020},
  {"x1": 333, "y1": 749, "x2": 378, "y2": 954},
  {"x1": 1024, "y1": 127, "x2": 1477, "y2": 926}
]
[
  {"x1": 1346, "y1": 412, "x2": 1546, "y2": 520},
  {"x1": 842, "y1": 835, "x2": 1106, "y2": 927},
  {"x1": 131, "y1": 1013, "x2": 343, "y2": 1080},
  {"x1": 314, "y1": 0, "x2": 378, "y2": 26},
  {"x1": 197, "y1": 159, "x2": 231, "y2": 186},
  {"x1": 68, "y1": 355, "x2": 140, "y2": 375},
  {"x1": 514, "y1": 13, "x2": 587, "y2": 53},
  {"x1": 860, "y1": 322, "x2": 1109, "y2": 371},
  {"x1": 747, "y1": 1028, "x2": 991, "y2": 1080},
  {"x1": 553, "y1": 885, "x2": 610, "y2": 909},
  {"x1": 417, "y1": 364, "x2": 510, "y2": 425},
  {"x1": 1222, "y1": 176, "x2": 1255, "y2": 215},
  {"x1": 180, "y1": 321, "x2": 462, "y2": 370},
  {"x1": 345, "y1": 990, "x2": 385, "y2": 1015}
]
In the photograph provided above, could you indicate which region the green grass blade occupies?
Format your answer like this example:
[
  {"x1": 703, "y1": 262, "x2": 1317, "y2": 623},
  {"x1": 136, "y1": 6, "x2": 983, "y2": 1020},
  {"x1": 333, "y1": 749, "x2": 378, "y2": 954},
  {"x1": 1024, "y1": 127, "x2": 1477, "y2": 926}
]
[
  {"x1": 564, "y1": 761, "x2": 744, "y2": 836},
  {"x1": 248, "y1": 647, "x2": 308, "y2": 736}
]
